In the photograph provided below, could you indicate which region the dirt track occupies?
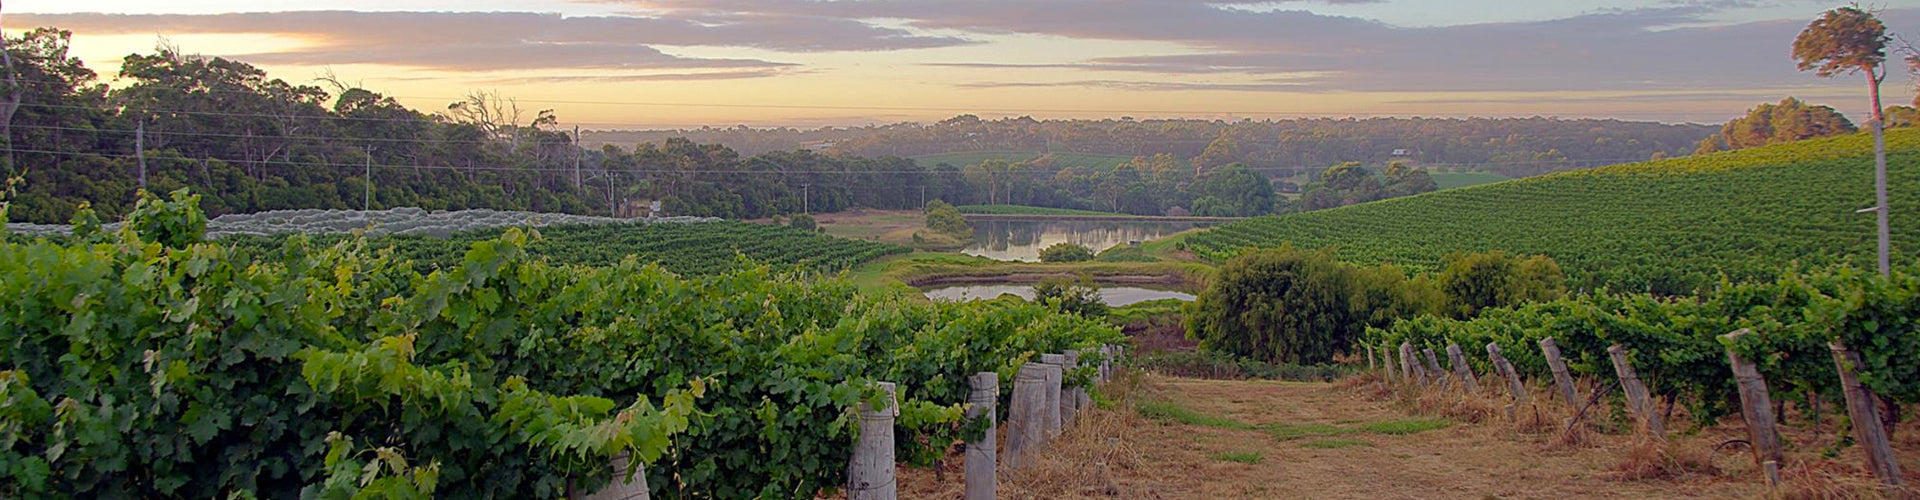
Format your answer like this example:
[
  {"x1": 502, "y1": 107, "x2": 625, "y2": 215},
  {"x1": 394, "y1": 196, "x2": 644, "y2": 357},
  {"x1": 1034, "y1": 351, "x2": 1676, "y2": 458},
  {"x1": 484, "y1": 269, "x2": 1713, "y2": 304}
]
[{"x1": 897, "y1": 373, "x2": 1787, "y2": 499}]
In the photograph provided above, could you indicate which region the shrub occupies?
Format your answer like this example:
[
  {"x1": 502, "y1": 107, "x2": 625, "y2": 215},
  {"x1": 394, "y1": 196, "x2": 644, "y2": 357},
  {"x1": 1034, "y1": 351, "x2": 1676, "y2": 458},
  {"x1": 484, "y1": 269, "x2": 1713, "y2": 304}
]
[
  {"x1": 1033, "y1": 277, "x2": 1108, "y2": 318},
  {"x1": 923, "y1": 200, "x2": 971, "y2": 237},
  {"x1": 1186, "y1": 246, "x2": 1429, "y2": 364},
  {"x1": 1437, "y1": 251, "x2": 1566, "y2": 319},
  {"x1": 1037, "y1": 242, "x2": 1094, "y2": 262},
  {"x1": 788, "y1": 213, "x2": 817, "y2": 232}
]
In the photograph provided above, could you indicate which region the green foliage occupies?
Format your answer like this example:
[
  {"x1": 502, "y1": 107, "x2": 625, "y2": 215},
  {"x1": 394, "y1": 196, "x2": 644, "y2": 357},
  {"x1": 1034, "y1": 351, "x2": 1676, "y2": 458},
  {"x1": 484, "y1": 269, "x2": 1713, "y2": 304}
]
[
  {"x1": 954, "y1": 205, "x2": 1118, "y2": 216},
  {"x1": 1188, "y1": 129, "x2": 1920, "y2": 295},
  {"x1": 1134, "y1": 351, "x2": 1352, "y2": 382},
  {"x1": 1695, "y1": 98, "x2": 1855, "y2": 153},
  {"x1": 1037, "y1": 242, "x2": 1095, "y2": 262},
  {"x1": 122, "y1": 188, "x2": 208, "y2": 248},
  {"x1": 0, "y1": 204, "x2": 1121, "y2": 499},
  {"x1": 1032, "y1": 277, "x2": 1108, "y2": 317},
  {"x1": 1186, "y1": 246, "x2": 1432, "y2": 364},
  {"x1": 923, "y1": 200, "x2": 972, "y2": 237},
  {"x1": 1437, "y1": 251, "x2": 1566, "y2": 319},
  {"x1": 229, "y1": 220, "x2": 907, "y2": 277},
  {"x1": 1189, "y1": 164, "x2": 1276, "y2": 217},
  {"x1": 788, "y1": 213, "x2": 817, "y2": 232},
  {"x1": 1367, "y1": 262, "x2": 1920, "y2": 427}
]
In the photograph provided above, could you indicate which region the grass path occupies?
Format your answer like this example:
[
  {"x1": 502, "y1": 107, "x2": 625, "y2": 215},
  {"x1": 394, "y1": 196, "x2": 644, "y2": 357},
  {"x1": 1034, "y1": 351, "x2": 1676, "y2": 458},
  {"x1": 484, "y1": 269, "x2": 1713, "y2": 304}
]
[{"x1": 897, "y1": 373, "x2": 1769, "y2": 499}]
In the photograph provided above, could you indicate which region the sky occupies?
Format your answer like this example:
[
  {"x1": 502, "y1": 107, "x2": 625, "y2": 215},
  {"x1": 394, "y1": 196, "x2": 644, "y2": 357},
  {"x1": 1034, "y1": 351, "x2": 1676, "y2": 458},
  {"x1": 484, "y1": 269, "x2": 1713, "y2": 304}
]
[{"x1": 8, "y1": 0, "x2": 1920, "y2": 128}]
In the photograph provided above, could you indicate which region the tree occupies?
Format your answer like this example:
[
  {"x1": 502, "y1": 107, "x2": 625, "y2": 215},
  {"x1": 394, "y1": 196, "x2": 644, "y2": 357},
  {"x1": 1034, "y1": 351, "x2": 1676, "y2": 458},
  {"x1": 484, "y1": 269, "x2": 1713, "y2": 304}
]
[
  {"x1": 1038, "y1": 242, "x2": 1094, "y2": 262},
  {"x1": 1189, "y1": 164, "x2": 1274, "y2": 217},
  {"x1": 1794, "y1": 6, "x2": 1890, "y2": 123},
  {"x1": 1185, "y1": 246, "x2": 1428, "y2": 364},
  {"x1": 923, "y1": 199, "x2": 970, "y2": 236},
  {"x1": 1436, "y1": 251, "x2": 1566, "y2": 319},
  {"x1": 788, "y1": 213, "x2": 816, "y2": 232},
  {"x1": 1695, "y1": 98, "x2": 1856, "y2": 152}
]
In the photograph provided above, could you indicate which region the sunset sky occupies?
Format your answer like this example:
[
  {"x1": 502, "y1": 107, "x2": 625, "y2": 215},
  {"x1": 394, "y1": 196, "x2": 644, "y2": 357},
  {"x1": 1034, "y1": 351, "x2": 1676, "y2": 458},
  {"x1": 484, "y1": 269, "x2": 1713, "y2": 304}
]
[{"x1": 8, "y1": 0, "x2": 1919, "y2": 128}]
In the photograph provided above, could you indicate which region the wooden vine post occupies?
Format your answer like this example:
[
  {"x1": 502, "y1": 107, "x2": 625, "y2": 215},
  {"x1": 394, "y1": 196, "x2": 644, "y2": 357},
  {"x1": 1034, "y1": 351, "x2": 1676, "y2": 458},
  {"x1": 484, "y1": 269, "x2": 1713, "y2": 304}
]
[
  {"x1": 965, "y1": 373, "x2": 997, "y2": 500},
  {"x1": 1062, "y1": 349, "x2": 1083, "y2": 426},
  {"x1": 1366, "y1": 344, "x2": 1377, "y2": 371},
  {"x1": 1486, "y1": 343, "x2": 1529, "y2": 405},
  {"x1": 1719, "y1": 329, "x2": 1781, "y2": 489},
  {"x1": 1002, "y1": 362, "x2": 1050, "y2": 471},
  {"x1": 847, "y1": 382, "x2": 898, "y2": 500},
  {"x1": 1605, "y1": 345, "x2": 1664, "y2": 438},
  {"x1": 1445, "y1": 343, "x2": 1479, "y2": 392},
  {"x1": 1400, "y1": 342, "x2": 1425, "y2": 386},
  {"x1": 578, "y1": 453, "x2": 649, "y2": 500},
  {"x1": 1383, "y1": 343, "x2": 1399, "y2": 382},
  {"x1": 1039, "y1": 354, "x2": 1067, "y2": 440},
  {"x1": 1422, "y1": 348, "x2": 1451, "y2": 389},
  {"x1": 1829, "y1": 341, "x2": 1903, "y2": 487},
  {"x1": 1538, "y1": 337, "x2": 1579, "y2": 405}
]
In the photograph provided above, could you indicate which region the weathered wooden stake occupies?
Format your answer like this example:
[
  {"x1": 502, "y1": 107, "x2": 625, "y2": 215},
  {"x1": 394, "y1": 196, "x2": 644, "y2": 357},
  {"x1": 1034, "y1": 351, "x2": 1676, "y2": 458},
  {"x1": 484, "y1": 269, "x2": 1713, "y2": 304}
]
[
  {"x1": 1400, "y1": 342, "x2": 1425, "y2": 386},
  {"x1": 965, "y1": 373, "x2": 997, "y2": 500},
  {"x1": 1422, "y1": 348, "x2": 1451, "y2": 389},
  {"x1": 1605, "y1": 345, "x2": 1663, "y2": 438},
  {"x1": 1445, "y1": 343, "x2": 1479, "y2": 392},
  {"x1": 1538, "y1": 337, "x2": 1579, "y2": 405},
  {"x1": 848, "y1": 382, "x2": 898, "y2": 500},
  {"x1": 1366, "y1": 344, "x2": 1377, "y2": 371},
  {"x1": 1002, "y1": 362, "x2": 1050, "y2": 471},
  {"x1": 1384, "y1": 343, "x2": 1399, "y2": 382},
  {"x1": 1720, "y1": 329, "x2": 1782, "y2": 483},
  {"x1": 1062, "y1": 350, "x2": 1084, "y2": 426},
  {"x1": 1829, "y1": 341, "x2": 1903, "y2": 486},
  {"x1": 578, "y1": 453, "x2": 650, "y2": 500},
  {"x1": 1486, "y1": 343, "x2": 1529, "y2": 405},
  {"x1": 1040, "y1": 354, "x2": 1066, "y2": 440}
]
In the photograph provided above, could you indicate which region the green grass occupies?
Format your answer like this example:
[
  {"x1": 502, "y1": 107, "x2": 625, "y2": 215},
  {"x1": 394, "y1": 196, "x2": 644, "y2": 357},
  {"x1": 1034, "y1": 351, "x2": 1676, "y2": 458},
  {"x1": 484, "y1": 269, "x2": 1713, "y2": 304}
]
[
  {"x1": 1361, "y1": 418, "x2": 1451, "y2": 435},
  {"x1": 911, "y1": 150, "x2": 1134, "y2": 170},
  {"x1": 1299, "y1": 438, "x2": 1374, "y2": 449},
  {"x1": 1186, "y1": 129, "x2": 1920, "y2": 294},
  {"x1": 1259, "y1": 422, "x2": 1349, "y2": 440},
  {"x1": 955, "y1": 204, "x2": 1121, "y2": 216},
  {"x1": 1210, "y1": 451, "x2": 1266, "y2": 464},
  {"x1": 1429, "y1": 171, "x2": 1509, "y2": 190},
  {"x1": 1136, "y1": 400, "x2": 1253, "y2": 429}
]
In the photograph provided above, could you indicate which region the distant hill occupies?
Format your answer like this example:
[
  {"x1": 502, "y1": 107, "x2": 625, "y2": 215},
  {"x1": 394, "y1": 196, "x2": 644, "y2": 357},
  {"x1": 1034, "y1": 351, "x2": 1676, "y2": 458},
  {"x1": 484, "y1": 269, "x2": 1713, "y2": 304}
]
[{"x1": 1185, "y1": 129, "x2": 1920, "y2": 294}]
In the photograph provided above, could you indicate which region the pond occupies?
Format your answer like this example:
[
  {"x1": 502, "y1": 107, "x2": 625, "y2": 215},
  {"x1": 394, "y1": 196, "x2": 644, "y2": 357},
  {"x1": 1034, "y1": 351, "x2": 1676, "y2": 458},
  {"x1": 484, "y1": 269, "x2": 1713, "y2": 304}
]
[
  {"x1": 920, "y1": 284, "x2": 1195, "y2": 307},
  {"x1": 961, "y1": 219, "x2": 1211, "y2": 262}
]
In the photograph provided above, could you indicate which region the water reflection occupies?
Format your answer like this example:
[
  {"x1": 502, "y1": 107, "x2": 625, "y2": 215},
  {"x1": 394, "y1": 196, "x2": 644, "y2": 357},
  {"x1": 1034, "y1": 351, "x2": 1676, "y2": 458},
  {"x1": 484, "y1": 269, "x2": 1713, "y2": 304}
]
[
  {"x1": 921, "y1": 284, "x2": 1195, "y2": 307},
  {"x1": 962, "y1": 219, "x2": 1209, "y2": 261}
]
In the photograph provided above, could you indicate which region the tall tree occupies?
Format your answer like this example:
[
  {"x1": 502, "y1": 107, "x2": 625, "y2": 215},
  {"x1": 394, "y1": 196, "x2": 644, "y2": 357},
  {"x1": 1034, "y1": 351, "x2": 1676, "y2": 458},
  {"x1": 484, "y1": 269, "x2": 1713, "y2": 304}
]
[{"x1": 1793, "y1": 6, "x2": 1889, "y2": 123}]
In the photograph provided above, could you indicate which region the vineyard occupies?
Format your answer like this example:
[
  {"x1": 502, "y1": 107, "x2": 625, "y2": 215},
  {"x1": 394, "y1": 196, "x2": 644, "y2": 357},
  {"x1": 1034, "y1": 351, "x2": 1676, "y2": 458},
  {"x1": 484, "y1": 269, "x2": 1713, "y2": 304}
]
[
  {"x1": 1187, "y1": 129, "x2": 1920, "y2": 294},
  {"x1": 0, "y1": 196, "x2": 1120, "y2": 499},
  {"x1": 6, "y1": 207, "x2": 717, "y2": 239},
  {"x1": 229, "y1": 219, "x2": 909, "y2": 276}
]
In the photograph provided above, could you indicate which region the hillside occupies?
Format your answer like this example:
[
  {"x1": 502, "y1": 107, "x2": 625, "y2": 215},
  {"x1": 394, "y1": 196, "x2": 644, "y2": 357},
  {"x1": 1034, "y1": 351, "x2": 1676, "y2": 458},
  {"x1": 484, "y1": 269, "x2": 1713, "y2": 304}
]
[{"x1": 1185, "y1": 129, "x2": 1920, "y2": 293}]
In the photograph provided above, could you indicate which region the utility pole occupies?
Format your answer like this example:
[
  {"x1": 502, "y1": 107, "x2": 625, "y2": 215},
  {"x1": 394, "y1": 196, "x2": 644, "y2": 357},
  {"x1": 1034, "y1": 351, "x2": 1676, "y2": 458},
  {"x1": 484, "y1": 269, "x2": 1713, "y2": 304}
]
[
  {"x1": 573, "y1": 125, "x2": 582, "y2": 190},
  {"x1": 364, "y1": 145, "x2": 374, "y2": 211},
  {"x1": 803, "y1": 184, "x2": 810, "y2": 214},
  {"x1": 920, "y1": 185, "x2": 926, "y2": 209},
  {"x1": 136, "y1": 117, "x2": 146, "y2": 191},
  {"x1": 1874, "y1": 119, "x2": 1891, "y2": 277}
]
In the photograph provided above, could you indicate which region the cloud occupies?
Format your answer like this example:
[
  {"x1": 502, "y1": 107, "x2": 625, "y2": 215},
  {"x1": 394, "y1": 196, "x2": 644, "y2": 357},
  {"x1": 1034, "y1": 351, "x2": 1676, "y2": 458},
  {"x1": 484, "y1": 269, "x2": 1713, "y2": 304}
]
[
  {"x1": 473, "y1": 69, "x2": 792, "y2": 84},
  {"x1": 633, "y1": 0, "x2": 1920, "y2": 93},
  {"x1": 13, "y1": 10, "x2": 971, "y2": 71}
]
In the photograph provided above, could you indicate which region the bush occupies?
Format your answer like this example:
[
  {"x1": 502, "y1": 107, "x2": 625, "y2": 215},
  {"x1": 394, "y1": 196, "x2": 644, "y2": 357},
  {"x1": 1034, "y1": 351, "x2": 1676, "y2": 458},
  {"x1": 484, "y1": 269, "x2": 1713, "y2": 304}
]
[
  {"x1": 789, "y1": 213, "x2": 817, "y2": 232},
  {"x1": 1033, "y1": 277, "x2": 1108, "y2": 318},
  {"x1": 923, "y1": 200, "x2": 971, "y2": 237},
  {"x1": 1038, "y1": 242, "x2": 1094, "y2": 262},
  {"x1": 1186, "y1": 246, "x2": 1429, "y2": 364},
  {"x1": 1437, "y1": 251, "x2": 1565, "y2": 319}
]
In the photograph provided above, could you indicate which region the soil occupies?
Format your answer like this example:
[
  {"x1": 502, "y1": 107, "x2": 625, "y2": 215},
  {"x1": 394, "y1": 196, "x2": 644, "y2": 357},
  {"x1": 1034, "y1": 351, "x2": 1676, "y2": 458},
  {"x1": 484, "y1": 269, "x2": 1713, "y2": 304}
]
[{"x1": 883, "y1": 372, "x2": 1920, "y2": 499}]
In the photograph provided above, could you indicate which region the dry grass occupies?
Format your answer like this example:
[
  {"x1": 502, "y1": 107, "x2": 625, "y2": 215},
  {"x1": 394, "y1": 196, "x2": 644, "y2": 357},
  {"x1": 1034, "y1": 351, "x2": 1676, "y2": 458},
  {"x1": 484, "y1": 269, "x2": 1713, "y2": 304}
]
[{"x1": 1607, "y1": 437, "x2": 1722, "y2": 481}]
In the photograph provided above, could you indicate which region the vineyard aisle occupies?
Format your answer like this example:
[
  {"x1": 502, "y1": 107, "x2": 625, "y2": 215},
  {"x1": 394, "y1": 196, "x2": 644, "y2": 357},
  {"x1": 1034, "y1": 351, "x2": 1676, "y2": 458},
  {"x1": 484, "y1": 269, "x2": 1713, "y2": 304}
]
[{"x1": 901, "y1": 374, "x2": 1772, "y2": 499}]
